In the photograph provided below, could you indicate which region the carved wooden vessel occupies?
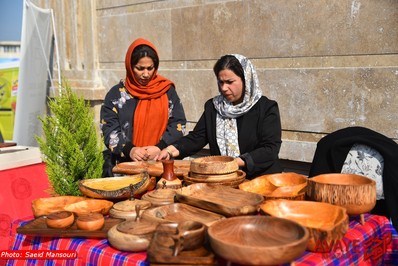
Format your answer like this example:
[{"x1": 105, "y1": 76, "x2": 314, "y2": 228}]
[
  {"x1": 78, "y1": 172, "x2": 153, "y2": 199},
  {"x1": 239, "y1": 172, "x2": 307, "y2": 200},
  {"x1": 307, "y1": 173, "x2": 376, "y2": 224},
  {"x1": 207, "y1": 216, "x2": 309, "y2": 265},
  {"x1": 260, "y1": 199, "x2": 349, "y2": 252},
  {"x1": 175, "y1": 183, "x2": 263, "y2": 217},
  {"x1": 190, "y1": 156, "x2": 238, "y2": 174}
]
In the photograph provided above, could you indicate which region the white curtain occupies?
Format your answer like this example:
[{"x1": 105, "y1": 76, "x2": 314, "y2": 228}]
[{"x1": 13, "y1": 0, "x2": 52, "y2": 146}]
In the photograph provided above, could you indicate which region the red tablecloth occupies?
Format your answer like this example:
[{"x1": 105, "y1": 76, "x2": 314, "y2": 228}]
[
  {"x1": 0, "y1": 163, "x2": 51, "y2": 251},
  {"x1": 2, "y1": 214, "x2": 398, "y2": 266}
]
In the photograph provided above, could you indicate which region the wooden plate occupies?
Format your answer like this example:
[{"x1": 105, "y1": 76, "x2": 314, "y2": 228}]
[
  {"x1": 141, "y1": 203, "x2": 225, "y2": 227},
  {"x1": 175, "y1": 183, "x2": 264, "y2": 217},
  {"x1": 112, "y1": 160, "x2": 191, "y2": 177},
  {"x1": 16, "y1": 216, "x2": 123, "y2": 238},
  {"x1": 260, "y1": 200, "x2": 349, "y2": 252}
]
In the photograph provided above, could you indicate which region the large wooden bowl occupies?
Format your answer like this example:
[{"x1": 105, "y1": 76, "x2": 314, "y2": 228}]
[
  {"x1": 207, "y1": 216, "x2": 308, "y2": 265},
  {"x1": 307, "y1": 173, "x2": 376, "y2": 217},
  {"x1": 260, "y1": 200, "x2": 349, "y2": 252},
  {"x1": 190, "y1": 156, "x2": 238, "y2": 174},
  {"x1": 239, "y1": 172, "x2": 307, "y2": 200},
  {"x1": 78, "y1": 172, "x2": 154, "y2": 199},
  {"x1": 32, "y1": 196, "x2": 87, "y2": 217}
]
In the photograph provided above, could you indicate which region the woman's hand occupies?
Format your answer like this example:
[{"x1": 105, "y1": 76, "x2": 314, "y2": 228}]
[
  {"x1": 129, "y1": 147, "x2": 150, "y2": 161},
  {"x1": 144, "y1": 146, "x2": 161, "y2": 160},
  {"x1": 235, "y1": 157, "x2": 245, "y2": 167},
  {"x1": 154, "y1": 145, "x2": 180, "y2": 161}
]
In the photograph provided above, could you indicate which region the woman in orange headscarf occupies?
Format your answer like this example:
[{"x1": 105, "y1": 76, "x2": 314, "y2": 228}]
[{"x1": 100, "y1": 38, "x2": 186, "y2": 177}]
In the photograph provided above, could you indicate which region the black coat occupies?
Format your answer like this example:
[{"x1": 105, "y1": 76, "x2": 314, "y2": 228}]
[
  {"x1": 309, "y1": 126, "x2": 398, "y2": 230},
  {"x1": 174, "y1": 96, "x2": 282, "y2": 179}
]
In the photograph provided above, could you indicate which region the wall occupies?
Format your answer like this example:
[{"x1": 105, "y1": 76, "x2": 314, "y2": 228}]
[{"x1": 33, "y1": 0, "x2": 398, "y2": 162}]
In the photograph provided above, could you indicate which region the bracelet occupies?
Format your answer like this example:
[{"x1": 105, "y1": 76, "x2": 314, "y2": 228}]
[{"x1": 165, "y1": 147, "x2": 173, "y2": 158}]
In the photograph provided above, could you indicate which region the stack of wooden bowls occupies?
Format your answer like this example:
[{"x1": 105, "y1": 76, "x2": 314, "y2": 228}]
[{"x1": 183, "y1": 156, "x2": 246, "y2": 188}]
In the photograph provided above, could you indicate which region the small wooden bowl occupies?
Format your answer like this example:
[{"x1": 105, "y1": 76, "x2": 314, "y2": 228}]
[
  {"x1": 307, "y1": 173, "x2": 376, "y2": 217},
  {"x1": 207, "y1": 216, "x2": 308, "y2": 265},
  {"x1": 46, "y1": 211, "x2": 74, "y2": 229},
  {"x1": 260, "y1": 200, "x2": 349, "y2": 252},
  {"x1": 239, "y1": 172, "x2": 307, "y2": 200},
  {"x1": 64, "y1": 199, "x2": 113, "y2": 216},
  {"x1": 141, "y1": 189, "x2": 176, "y2": 207},
  {"x1": 190, "y1": 156, "x2": 238, "y2": 174},
  {"x1": 109, "y1": 199, "x2": 151, "y2": 220},
  {"x1": 107, "y1": 219, "x2": 159, "y2": 252},
  {"x1": 76, "y1": 213, "x2": 105, "y2": 231},
  {"x1": 32, "y1": 196, "x2": 86, "y2": 217}
]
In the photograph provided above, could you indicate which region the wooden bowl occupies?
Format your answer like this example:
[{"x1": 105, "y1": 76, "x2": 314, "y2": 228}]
[
  {"x1": 78, "y1": 172, "x2": 153, "y2": 199},
  {"x1": 207, "y1": 216, "x2": 308, "y2": 265},
  {"x1": 46, "y1": 211, "x2": 74, "y2": 229},
  {"x1": 76, "y1": 212, "x2": 105, "y2": 231},
  {"x1": 307, "y1": 173, "x2": 376, "y2": 216},
  {"x1": 239, "y1": 172, "x2": 307, "y2": 200},
  {"x1": 141, "y1": 188, "x2": 177, "y2": 207},
  {"x1": 107, "y1": 219, "x2": 159, "y2": 252},
  {"x1": 32, "y1": 196, "x2": 86, "y2": 217},
  {"x1": 190, "y1": 156, "x2": 238, "y2": 174},
  {"x1": 183, "y1": 170, "x2": 246, "y2": 188},
  {"x1": 109, "y1": 199, "x2": 152, "y2": 220},
  {"x1": 155, "y1": 221, "x2": 206, "y2": 251},
  {"x1": 64, "y1": 199, "x2": 113, "y2": 216},
  {"x1": 260, "y1": 200, "x2": 349, "y2": 252}
]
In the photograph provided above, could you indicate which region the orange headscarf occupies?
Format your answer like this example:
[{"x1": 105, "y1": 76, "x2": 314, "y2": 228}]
[{"x1": 124, "y1": 38, "x2": 173, "y2": 146}]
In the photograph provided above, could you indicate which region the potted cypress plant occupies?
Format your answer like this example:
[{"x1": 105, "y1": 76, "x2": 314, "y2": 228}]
[{"x1": 36, "y1": 82, "x2": 104, "y2": 196}]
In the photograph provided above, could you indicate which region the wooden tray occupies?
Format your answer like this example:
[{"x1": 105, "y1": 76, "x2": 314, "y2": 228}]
[
  {"x1": 141, "y1": 203, "x2": 225, "y2": 227},
  {"x1": 112, "y1": 160, "x2": 190, "y2": 177},
  {"x1": 16, "y1": 217, "x2": 123, "y2": 238},
  {"x1": 175, "y1": 183, "x2": 264, "y2": 217}
]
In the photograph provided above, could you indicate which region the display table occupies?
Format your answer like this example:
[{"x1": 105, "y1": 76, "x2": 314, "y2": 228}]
[
  {"x1": 2, "y1": 214, "x2": 397, "y2": 265},
  {"x1": 0, "y1": 146, "x2": 51, "y2": 251}
]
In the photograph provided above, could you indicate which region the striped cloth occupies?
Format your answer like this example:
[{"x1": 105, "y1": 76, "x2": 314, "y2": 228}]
[
  {"x1": 291, "y1": 213, "x2": 398, "y2": 266},
  {"x1": 3, "y1": 214, "x2": 398, "y2": 266}
]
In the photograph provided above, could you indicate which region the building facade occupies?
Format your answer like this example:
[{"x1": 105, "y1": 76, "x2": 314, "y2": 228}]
[{"x1": 31, "y1": 0, "x2": 398, "y2": 162}]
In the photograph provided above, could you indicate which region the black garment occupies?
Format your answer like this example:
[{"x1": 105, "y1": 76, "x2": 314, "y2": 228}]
[
  {"x1": 174, "y1": 96, "x2": 282, "y2": 179},
  {"x1": 100, "y1": 81, "x2": 187, "y2": 176},
  {"x1": 309, "y1": 126, "x2": 398, "y2": 231}
]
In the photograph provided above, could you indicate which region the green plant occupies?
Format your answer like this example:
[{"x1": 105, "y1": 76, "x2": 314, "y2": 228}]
[{"x1": 36, "y1": 82, "x2": 104, "y2": 196}]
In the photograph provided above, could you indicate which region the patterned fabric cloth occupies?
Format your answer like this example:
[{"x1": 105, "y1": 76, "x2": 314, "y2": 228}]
[
  {"x1": 5, "y1": 214, "x2": 398, "y2": 266},
  {"x1": 213, "y1": 54, "x2": 262, "y2": 157},
  {"x1": 341, "y1": 143, "x2": 384, "y2": 200}
]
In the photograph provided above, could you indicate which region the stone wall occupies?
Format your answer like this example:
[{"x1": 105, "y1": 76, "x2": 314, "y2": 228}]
[{"x1": 34, "y1": 0, "x2": 398, "y2": 162}]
